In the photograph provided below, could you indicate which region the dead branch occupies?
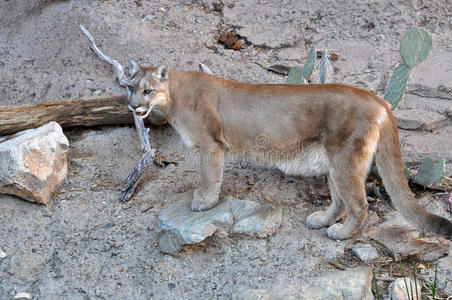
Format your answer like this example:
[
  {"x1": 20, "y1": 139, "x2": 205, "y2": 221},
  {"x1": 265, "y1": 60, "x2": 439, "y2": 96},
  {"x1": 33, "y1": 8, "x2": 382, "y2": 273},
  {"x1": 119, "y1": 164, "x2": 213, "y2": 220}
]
[
  {"x1": 79, "y1": 24, "x2": 155, "y2": 202},
  {"x1": 79, "y1": 24, "x2": 129, "y2": 87}
]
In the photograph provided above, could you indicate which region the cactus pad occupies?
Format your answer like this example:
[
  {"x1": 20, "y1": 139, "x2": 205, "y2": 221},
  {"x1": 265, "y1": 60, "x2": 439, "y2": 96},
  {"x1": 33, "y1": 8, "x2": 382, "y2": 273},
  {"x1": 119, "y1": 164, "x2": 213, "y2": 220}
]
[
  {"x1": 286, "y1": 66, "x2": 303, "y2": 84},
  {"x1": 413, "y1": 157, "x2": 445, "y2": 187},
  {"x1": 400, "y1": 27, "x2": 432, "y2": 69},
  {"x1": 301, "y1": 46, "x2": 316, "y2": 82},
  {"x1": 318, "y1": 50, "x2": 327, "y2": 83},
  {"x1": 383, "y1": 62, "x2": 410, "y2": 109}
]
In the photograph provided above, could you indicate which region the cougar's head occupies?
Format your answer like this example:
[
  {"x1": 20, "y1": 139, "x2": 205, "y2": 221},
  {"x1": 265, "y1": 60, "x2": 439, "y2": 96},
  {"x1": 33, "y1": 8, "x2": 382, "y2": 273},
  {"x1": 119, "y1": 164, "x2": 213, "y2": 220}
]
[{"x1": 127, "y1": 58, "x2": 169, "y2": 119}]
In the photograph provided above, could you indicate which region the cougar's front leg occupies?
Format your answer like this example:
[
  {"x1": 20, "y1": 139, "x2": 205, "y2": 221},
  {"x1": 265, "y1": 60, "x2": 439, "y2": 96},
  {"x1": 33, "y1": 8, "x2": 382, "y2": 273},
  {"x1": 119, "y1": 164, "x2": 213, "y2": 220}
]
[{"x1": 191, "y1": 146, "x2": 225, "y2": 211}]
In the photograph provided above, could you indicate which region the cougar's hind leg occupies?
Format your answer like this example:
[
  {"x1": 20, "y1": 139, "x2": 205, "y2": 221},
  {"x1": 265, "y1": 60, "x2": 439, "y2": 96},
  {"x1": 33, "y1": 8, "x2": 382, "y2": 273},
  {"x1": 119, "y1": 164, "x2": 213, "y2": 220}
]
[
  {"x1": 326, "y1": 171, "x2": 368, "y2": 240},
  {"x1": 325, "y1": 135, "x2": 378, "y2": 239},
  {"x1": 306, "y1": 174, "x2": 345, "y2": 229},
  {"x1": 191, "y1": 145, "x2": 225, "y2": 212}
]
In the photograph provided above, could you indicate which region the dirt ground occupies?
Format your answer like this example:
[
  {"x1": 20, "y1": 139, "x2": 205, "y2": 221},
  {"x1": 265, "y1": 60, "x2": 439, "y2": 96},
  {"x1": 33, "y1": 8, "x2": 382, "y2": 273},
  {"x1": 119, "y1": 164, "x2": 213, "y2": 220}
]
[{"x1": 1, "y1": 0, "x2": 451, "y2": 299}]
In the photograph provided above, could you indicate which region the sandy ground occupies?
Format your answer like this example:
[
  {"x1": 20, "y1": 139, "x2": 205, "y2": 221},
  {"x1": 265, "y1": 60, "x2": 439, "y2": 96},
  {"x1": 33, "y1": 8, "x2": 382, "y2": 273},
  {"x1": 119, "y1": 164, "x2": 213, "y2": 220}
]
[{"x1": 0, "y1": 0, "x2": 451, "y2": 299}]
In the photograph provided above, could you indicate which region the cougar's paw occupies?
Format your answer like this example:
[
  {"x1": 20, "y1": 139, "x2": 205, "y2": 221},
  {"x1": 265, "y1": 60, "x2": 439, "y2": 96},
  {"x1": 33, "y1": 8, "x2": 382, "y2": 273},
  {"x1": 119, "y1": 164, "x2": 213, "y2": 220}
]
[
  {"x1": 326, "y1": 224, "x2": 343, "y2": 240},
  {"x1": 306, "y1": 211, "x2": 329, "y2": 229},
  {"x1": 191, "y1": 189, "x2": 218, "y2": 212},
  {"x1": 326, "y1": 223, "x2": 354, "y2": 241}
]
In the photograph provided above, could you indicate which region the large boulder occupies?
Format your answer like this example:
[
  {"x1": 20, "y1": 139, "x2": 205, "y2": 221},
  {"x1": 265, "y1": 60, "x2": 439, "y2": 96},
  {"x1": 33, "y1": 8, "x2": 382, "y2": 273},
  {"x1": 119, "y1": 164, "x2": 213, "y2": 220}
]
[{"x1": 0, "y1": 122, "x2": 69, "y2": 204}]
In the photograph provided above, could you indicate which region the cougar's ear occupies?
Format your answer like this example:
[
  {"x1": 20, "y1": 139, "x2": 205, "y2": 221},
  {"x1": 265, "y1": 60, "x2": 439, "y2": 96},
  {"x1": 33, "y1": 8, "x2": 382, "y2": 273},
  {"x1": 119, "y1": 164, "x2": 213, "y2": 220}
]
[
  {"x1": 152, "y1": 64, "x2": 169, "y2": 82},
  {"x1": 128, "y1": 58, "x2": 141, "y2": 77}
]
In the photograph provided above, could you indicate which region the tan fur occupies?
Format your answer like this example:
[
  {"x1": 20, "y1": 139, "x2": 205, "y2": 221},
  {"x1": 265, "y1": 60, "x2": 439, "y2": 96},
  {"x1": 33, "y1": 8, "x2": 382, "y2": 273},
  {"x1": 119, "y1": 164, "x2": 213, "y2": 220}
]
[{"x1": 127, "y1": 64, "x2": 452, "y2": 240}]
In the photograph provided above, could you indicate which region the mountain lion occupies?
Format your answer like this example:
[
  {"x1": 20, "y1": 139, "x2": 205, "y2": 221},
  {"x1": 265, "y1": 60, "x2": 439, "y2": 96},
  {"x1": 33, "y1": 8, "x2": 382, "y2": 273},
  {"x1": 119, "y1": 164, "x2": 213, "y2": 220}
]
[{"x1": 126, "y1": 59, "x2": 452, "y2": 240}]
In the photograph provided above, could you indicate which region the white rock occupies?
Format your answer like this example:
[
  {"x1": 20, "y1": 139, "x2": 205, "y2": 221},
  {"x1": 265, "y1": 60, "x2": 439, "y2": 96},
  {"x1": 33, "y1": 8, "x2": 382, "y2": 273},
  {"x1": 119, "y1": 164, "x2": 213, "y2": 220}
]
[
  {"x1": 390, "y1": 278, "x2": 421, "y2": 300},
  {"x1": 13, "y1": 292, "x2": 32, "y2": 300},
  {"x1": 351, "y1": 244, "x2": 378, "y2": 262},
  {"x1": 0, "y1": 246, "x2": 6, "y2": 259},
  {"x1": 0, "y1": 122, "x2": 69, "y2": 204}
]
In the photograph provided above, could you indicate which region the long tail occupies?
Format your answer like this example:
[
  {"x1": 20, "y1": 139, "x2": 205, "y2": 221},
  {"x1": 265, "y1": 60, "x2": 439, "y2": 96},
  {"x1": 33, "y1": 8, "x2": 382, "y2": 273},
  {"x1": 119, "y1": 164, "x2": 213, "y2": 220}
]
[{"x1": 375, "y1": 112, "x2": 452, "y2": 238}]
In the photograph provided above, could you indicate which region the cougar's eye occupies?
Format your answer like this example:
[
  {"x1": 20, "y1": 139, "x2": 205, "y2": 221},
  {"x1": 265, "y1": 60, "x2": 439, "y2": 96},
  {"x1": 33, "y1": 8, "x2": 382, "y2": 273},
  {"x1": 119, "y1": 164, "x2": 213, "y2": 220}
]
[{"x1": 143, "y1": 89, "x2": 153, "y2": 95}]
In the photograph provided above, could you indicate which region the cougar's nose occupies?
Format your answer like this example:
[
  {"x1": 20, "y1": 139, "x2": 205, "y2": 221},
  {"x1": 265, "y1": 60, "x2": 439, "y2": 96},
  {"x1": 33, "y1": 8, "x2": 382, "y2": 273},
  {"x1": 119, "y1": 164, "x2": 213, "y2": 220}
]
[{"x1": 130, "y1": 104, "x2": 139, "y2": 109}]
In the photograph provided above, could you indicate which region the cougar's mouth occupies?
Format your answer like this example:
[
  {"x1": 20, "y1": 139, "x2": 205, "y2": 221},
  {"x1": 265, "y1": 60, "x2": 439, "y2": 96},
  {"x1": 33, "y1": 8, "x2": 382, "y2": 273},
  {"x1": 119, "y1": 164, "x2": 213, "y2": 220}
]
[{"x1": 128, "y1": 105, "x2": 153, "y2": 119}]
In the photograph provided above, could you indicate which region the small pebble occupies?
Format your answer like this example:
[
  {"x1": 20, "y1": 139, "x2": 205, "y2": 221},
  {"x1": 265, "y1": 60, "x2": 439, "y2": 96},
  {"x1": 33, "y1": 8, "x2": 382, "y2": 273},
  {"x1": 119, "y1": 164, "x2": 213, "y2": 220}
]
[
  {"x1": 166, "y1": 163, "x2": 176, "y2": 173},
  {"x1": 141, "y1": 15, "x2": 154, "y2": 23},
  {"x1": 0, "y1": 247, "x2": 6, "y2": 259},
  {"x1": 351, "y1": 244, "x2": 378, "y2": 262},
  {"x1": 93, "y1": 89, "x2": 104, "y2": 96},
  {"x1": 13, "y1": 292, "x2": 32, "y2": 300}
]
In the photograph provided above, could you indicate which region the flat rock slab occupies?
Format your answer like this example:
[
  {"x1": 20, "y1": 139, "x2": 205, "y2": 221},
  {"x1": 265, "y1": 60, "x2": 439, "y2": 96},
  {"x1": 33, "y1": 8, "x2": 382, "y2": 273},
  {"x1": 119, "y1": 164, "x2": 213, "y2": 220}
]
[
  {"x1": 368, "y1": 213, "x2": 450, "y2": 262},
  {"x1": 393, "y1": 109, "x2": 445, "y2": 131},
  {"x1": 0, "y1": 122, "x2": 69, "y2": 204},
  {"x1": 233, "y1": 268, "x2": 373, "y2": 300},
  {"x1": 157, "y1": 193, "x2": 283, "y2": 254}
]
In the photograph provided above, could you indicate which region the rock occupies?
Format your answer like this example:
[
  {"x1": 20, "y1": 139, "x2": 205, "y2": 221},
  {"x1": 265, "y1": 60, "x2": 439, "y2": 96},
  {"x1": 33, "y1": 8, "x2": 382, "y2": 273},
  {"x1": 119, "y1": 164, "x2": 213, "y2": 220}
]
[
  {"x1": 447, "y1": 107, "x2": 452, "y2": 118},
  {"x1": 13, "y1": 292, "x2": 32, "y2": 300},
  {"x1": 423, "y1": 253, "x2": 452, "y2": 295},
  {"x1": 165, "y1": 163, "x2": 176, "y2": 173},
  {"x1": 389, "y1": 278, "x2": 421, "y2": 300},
  {"x1": 233, "y1": 268, "x2": 373, "y2": 300},
  {"x1": 157, "y1": 194, "x2": 283, "y2": 254},
  {"x1": 397, "y1": 94, "x2": 451, "y2": 116},
  {"x1": 393, "y1": 109, "x2": 445, "y2": 131},
  {"x1": 351, "y1": 244, "x2": 378, "y2": 262},
  {"x1": 0, "y1": 122, "x2": 69, "y2": 204},
  {"x1": 0, "y1": 246, "x2": 6, "y2": 259},
  {"x1": 157, "y1": 192, "x2": 233, "y2": 254},
  {"x1": 407, "y1": 49, "x2": 452, "y2": 100},
  {"x1": 230, "y1": 197, "x2": 283, "y2": 238},
  {"x1": 141, "y1": 15, "x2": 154, "y2": 23},
  {"x1": 368, "y1": 213, "x2": 450, "y2": 262}
]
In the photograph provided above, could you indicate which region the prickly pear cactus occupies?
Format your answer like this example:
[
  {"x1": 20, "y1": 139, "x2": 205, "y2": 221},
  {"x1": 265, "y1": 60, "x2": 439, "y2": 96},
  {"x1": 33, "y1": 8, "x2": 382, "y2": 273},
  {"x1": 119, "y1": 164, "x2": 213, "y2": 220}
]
[
  {"x1": 404, "y1": 165, "x2": 414, "y2": 181},
  {"x1": 318, "y1": 50, "x2": 328, "y2": 84},
  {"x1": 286, "y1": 66, "x2": 303, "y2": 84},
  {"x1": 400, "y1": 27, "x2": 432, "y2": 69},
  {"x1": 301, "y1": 46, "x2": 316, "y2": 82},
  {"x1": 383, "y1": 62, "x2": 411, "y2": 109},
  {"x1": 413, "y1": 158, "x2": 445, "y2": 187},
  {"x1": 286, "y1": 46, "x2": 316, "y2": 84},
  {"x1": 384, "y1": 27, "x2": 432, "y2": 109}
]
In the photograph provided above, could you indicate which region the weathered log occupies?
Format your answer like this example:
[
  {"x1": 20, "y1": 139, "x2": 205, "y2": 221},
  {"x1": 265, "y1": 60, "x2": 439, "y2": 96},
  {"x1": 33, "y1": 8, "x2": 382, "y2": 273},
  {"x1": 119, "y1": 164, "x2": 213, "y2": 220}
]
[{"x1": 0, "y1": 95, "x2": 133, "y2": 136}]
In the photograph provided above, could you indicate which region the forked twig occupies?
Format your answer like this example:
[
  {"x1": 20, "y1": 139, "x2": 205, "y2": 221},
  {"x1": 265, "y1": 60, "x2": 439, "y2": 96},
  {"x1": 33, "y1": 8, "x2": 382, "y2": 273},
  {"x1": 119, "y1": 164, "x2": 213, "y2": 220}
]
[
  {"x1": 79, "y1": 23, "x2": 154, "y2": 201},
  {"x1": 79, "y1": 24, "x2": 129, "y2": 87}
]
